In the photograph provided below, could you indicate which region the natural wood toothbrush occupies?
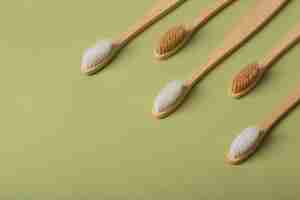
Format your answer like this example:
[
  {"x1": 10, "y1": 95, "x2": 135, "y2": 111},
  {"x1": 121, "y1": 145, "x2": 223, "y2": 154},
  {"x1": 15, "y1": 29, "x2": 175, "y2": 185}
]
[
  {"x1": 231, "y1": 21, "x2": 300, "y2": 98},
  {"x1": 155, "y1": 0, "x2": 237, "y2": 60},
  {"x1": 227, "y1": 82, "x2": 300, "y2": 164},
  {"x1": 81, "y1": 0, "x2": 186, "y2": 75},
  {"x1": 152, "y1": 0, "x2": 289, "y2": 119}
]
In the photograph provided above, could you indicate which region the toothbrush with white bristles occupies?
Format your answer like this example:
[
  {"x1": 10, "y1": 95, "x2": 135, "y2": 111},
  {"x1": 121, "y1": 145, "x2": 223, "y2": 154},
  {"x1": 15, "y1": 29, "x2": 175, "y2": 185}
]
[
  {"x1": 227, "y1": 82, "x2": 300, "y2": 165},
  {"x1": 152, "y1": 0, "x2": 289, "y2": 119},
  {"x1": 81, "y1": 0, "x2": 186, "y2": 75}
]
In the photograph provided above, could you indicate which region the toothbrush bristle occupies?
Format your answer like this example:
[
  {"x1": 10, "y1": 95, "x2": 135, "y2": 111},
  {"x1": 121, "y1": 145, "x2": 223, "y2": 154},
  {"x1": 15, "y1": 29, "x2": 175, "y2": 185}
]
[
  {"x1": 154, "y1": 80, "x2": 185, "y2": 113},
  {"x1": 156, "y1": 25, "x2": 187, "y2": 55},
  {"x1": 232, "y1": 63, "x2": 261, "y2": 94},
  {"x1": 81, "y1": 40, "x2": 113, "y2": 73},
  {"x1": 228, "y1": 127, "x2": 261, "y2": 162}
]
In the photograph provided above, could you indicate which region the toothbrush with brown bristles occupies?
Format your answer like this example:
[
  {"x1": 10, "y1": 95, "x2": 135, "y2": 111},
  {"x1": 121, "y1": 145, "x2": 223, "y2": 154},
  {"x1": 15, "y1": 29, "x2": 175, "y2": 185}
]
[
  {"x1": 152, "y1": 0, "x2": 289, "y2": 119},
  {"x1": 155, "y1": 0, "x2": 237, "y2": 60},
  {"x1": 231, "y1": 21, "x2": 300, "y2": 98}
]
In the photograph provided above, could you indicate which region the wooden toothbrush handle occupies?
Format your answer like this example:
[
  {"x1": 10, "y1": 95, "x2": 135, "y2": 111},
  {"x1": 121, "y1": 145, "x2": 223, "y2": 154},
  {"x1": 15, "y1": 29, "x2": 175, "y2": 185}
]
[
  {"x1": 261, "y1": 22, "x2": 300, "y2": 70},
  {"x1": 190, "y1": 0, "x2": 237, "y2": 31},
  {"x1": 260, "y1": 84, "x2": 300, "y2": 132},
  {"x1": 188, "y1": 0, "x2": 289, "y2": 85},
  {"x1": 116, "y1": 0, "x2": 185, "y2": 46}
]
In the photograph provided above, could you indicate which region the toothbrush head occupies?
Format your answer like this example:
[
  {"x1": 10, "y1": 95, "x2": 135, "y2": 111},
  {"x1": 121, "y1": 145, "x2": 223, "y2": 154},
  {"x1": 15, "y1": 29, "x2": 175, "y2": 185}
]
[
  {"x1": 226, "y1": 127, "x2": 264, "y2": 165},
  {"x1": 152, "y1": 80, "x2": 190, "y2": 119},
  {"x1": 231, "y1": 63, "x2": 263, "y2": 98},
  {"x1": 81, "y1": 40, "x2": 115, "y2": 75},
  {"x1": 155, "y1": 25, "x2": 190, "y2": 60}
]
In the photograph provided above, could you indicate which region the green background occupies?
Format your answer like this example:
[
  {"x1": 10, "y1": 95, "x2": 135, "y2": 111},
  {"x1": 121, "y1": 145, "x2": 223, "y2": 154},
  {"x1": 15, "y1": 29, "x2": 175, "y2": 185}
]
[{"x1": 1, "y1": 0, "x2": 300, "y2": 199}]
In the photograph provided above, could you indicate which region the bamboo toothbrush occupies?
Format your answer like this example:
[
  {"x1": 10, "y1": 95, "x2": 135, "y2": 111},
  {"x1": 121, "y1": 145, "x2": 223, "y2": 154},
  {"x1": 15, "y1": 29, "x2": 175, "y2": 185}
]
[
  {"x1": 231, "y1": 22, "x2": 300, "y2": 98},
  {"x1": 155, "y1": 0, "x2": 237, "y2": 60},
  {"x1": 227, "y1": 83, "x2": 300, "y2": 165},
  {"x1": 81, "y1": 0, "x2": 186, "y2": 75},
  {"x1": 152, "y1": 0, "x2": 289, "y2": 119}
]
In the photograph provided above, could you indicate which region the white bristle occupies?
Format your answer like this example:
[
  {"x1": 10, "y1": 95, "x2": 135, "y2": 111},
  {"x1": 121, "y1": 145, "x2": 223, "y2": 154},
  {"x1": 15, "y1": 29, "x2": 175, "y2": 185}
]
[
  {"x1": 154, "y1": 80, "x2": 185, "y2": 112},
  {"x1": 228, "y1": 127, "x2": 261, "y2": 160},
  {"x1": 81, "y1": 40, "x2": 113, "y2": 68}
]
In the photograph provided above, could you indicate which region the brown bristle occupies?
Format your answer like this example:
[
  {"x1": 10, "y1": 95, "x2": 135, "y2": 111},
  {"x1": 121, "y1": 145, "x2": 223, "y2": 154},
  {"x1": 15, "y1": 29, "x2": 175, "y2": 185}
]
[
  {"x1": 156, "y1": 25, "x2": 187, "y2": 55},
  {"x1": 232, "y1": 63, "x2": 261, "y2": 93}
]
